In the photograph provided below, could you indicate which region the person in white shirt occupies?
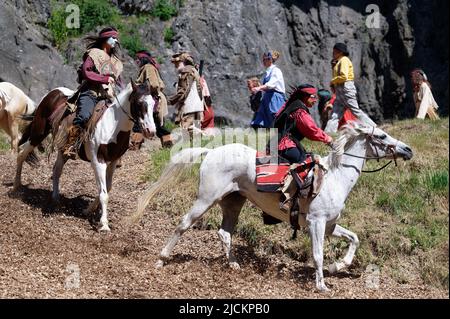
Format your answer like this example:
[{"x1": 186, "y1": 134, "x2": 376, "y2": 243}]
[
  {"x1": 250, "y1": 50, "x2": 286, "y2": 128},
  {"x1": 411, "y1": 69, "x2": 440, "y2": 120}
]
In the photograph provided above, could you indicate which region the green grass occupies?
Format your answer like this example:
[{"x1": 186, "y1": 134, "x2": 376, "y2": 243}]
[
  {"x1": 143, "y1": 118, "x2": 449, "y2": 290},
  {"x1": 0, "y1": 132, "x2": 9, "y2": 152}
]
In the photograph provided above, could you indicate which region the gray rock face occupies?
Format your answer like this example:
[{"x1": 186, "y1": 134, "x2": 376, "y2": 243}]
[
  {"x1": 0, "y1": 0, "x2": 76, "y2": 102},
  {"x1": 0, "y1": 0, "x2": 447, "y2": 125},
  {"x1": 167, "y1": 0, "x2": 448, "y2": 124}
]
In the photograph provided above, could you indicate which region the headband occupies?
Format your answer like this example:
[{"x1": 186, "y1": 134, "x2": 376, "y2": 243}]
[
  {"x1": 301, "y1": 87, "x2": 317, "y2": 95},
  {"x1": 99, "y1": 30, "x2": 119, "y2": 39},
  {"x1": 136, "y1": 52, "x2": 151, "y2": 59}
]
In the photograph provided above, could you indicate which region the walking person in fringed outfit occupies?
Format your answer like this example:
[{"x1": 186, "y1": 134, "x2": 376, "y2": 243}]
[
  {"x1": 411, "y1": 68, "x2": 440, "y2": 120},
  {"x1": 250, "y1": 50, "x2": 286, "y2": 128}
]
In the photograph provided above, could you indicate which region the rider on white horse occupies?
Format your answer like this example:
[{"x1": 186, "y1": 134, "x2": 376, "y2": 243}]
[
  {"x1": 64, "y1": 27, "x2": 124, "y2": 159},
  {"x1": 274, "y1": 84, "x2": 333, "y2": 213}
]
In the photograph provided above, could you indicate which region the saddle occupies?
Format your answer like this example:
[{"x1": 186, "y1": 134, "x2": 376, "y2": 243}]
[
  {"x1": 53, "y1": 99, "x2": 109, "y2": 158},
  {"x1": 83, "y1": 100, "x2": 109, "y2": 137},
  {"x1": 256, "y1": 151, "x2": 326, "y2": 232},
  {"x1": 287, "y1": 161, "x2": 325, "y2": 232}
]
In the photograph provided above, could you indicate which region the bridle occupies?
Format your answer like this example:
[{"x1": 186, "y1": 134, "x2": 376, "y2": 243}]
[
  {"x1": 342, "y1": 126, "x2": 398, "y2": 173},
  {"x1": 113, "y1": 88, "x2": 140, "y2": 126}
]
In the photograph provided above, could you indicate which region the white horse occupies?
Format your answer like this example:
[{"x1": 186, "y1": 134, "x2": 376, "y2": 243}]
[
  {"x1": 14, "y1": 81, "x2": 156, "y2": 231},
  {"x1": 0, "y1": 82, "x2": 36, "y2": 151},
  {"x1": 133, "y1": 121, "x2": 413, "y2": 291}
]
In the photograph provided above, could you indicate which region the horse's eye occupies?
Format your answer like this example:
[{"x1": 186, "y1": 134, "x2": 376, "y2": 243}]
[{"x1": 379, "y1": 134, "x2": 387, "y2": 139}]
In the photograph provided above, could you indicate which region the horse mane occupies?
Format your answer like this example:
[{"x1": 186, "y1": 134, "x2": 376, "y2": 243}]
[
  {"x1": 326, "y1": 121, "x2": 369, "y2": 169},
  {"x1": 110, "y1": 83, "x2": 132, "y2": 109},
  {"x1": 0, "y1": 86, "x2": 11, "y2": 109}
]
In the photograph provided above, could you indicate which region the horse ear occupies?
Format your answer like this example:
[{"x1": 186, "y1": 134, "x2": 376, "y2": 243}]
[{"x1": 130, "y1": 78, "x2": 137, "y2": 91}]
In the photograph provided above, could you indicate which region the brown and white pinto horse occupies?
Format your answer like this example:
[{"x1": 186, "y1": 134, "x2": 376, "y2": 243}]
[
  {"x1": 0, "y1": 82, "x2": 36, "y2": 152},
  {"x1": 14, "y1": 81, "x2": 156, "y2": 231}
]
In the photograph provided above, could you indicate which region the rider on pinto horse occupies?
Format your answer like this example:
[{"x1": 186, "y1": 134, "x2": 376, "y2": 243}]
[{"x1": 64, "y1": 27, "x2": 124, "y2": 159}]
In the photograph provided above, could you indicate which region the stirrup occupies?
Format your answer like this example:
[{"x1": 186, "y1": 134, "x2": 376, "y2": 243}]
[{"x1": 279, "y1": 197, "x2": 293, "y2": 214}]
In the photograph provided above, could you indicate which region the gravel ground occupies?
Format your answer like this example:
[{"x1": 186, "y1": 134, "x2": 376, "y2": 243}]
[{"x1": 0, "y1": 143, "x2": 447, "y2": 299}]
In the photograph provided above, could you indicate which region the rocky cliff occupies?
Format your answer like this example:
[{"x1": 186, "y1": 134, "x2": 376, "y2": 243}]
[{"x1": 1, "y1": 0, "x2": 448, "y2": 125}]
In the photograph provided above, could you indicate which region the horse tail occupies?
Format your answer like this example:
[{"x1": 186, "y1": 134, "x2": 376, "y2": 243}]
[
  {"x1": 25, "y1": 96, "x2": 36, "y2": 115},
  {"x1": 19, "y1": 102, "x2": 36, "y2": 122},
  {"x1": 18, "y1": 122, "x2": 32, "y2": 146},
  {"x1": 128, "y1": 147, "x2": 211, "y2": 225}
]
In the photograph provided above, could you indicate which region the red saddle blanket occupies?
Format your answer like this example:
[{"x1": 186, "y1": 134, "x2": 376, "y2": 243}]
[{"x1": 256, "y1": 151, "x2": 315, "y2": 192}]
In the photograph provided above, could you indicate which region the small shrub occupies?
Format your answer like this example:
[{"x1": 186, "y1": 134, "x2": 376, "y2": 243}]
[
  {"x1": 151, "y1": 0, "x2": 178, "y2": 21},
  {"x1": 164, "y1": 27, "x2": 175, "y2": 43},
  {"x1": 156, "y1": 56, "x2": 165, "y2": 65},
  {"x1": 120, "y1": 34, "x2": 145, "y2": 56},
  {"x1": 77, "y1": 0, "x2": 121, "y2": 34},
  {"x1": 48, "y1": 0, "x2": 121, "y2": 47},
  {"x1": 48, "y1": 3, "x2": 80, "y2": 47}
]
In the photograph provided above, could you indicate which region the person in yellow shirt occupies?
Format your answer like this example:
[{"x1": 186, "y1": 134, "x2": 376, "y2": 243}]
[{"x1": 325, "y1": 42, "x2": 376, "y2": 132}]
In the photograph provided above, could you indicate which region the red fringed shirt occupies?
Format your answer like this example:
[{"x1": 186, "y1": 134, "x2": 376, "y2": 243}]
[{"x1": 278, "y1": 106, "x2": 332, "y2": 151}]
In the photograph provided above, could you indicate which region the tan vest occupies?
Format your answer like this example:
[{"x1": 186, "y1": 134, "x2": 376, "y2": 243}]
[
  {"x1": 136, "y1": 64, "x2": 168, "y2": 121},
  {"x1": 87, "y1": 48, "x2": 123, "y2": 99},
  {"x1": 180, "y1": 66, "x2": 203, "y2": 115}
]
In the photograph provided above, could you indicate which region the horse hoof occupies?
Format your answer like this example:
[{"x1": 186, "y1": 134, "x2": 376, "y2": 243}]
[
  {"x1": 229, "y1": 262, "x2": 240, "y2": 270},
  {"x1": 12, "y1": 183, "x2": 21, "y2": 192},
  {"x1": 328, "y1": 261, "x2": 345, "y2": 274},
  {"x1": 155, "y1": 259, "x2": 164, "y2": 269},
  {"x1": 99, "y1": 225, "x2": 111, "y2": 232},
  {"x1": 317, "y1": 284, "x2": 330, "y2": 292},
  {"x1": 328, "y1": 263, "x2": 338, "y2": 274}
]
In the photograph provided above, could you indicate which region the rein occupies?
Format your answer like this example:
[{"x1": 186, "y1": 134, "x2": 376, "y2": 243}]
[
  {"x1": 341, "y1": 128, "x2": 398, "y2": 173},
  {"x1": 113, "y1": 89, "x2": 138, "y2": 125}
]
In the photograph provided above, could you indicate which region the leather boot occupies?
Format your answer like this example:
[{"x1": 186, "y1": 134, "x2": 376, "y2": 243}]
[
  {"x1": 279, "y1": 195, "x2": 294, "y2": 214},
  {"x1": 129, "y1": 132, "x2": 144, "y2": 150},
  {"x1": 161, "y1": 134, "x2": 173, "y2": 148},
  {"x1": 63, "y1": 125, "x2": 82, "y2": 160}
]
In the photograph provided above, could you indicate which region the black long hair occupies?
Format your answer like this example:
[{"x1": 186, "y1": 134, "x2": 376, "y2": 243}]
[
  {"x1": 273, "y1": 84, "x2": 314, "y2": 130},
  {"x1": 136, "y1": 50, "x2": 155, "y2": 67},
  {"x1": 84, "y1": 27, "x2": 121, "y2": 59}
]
